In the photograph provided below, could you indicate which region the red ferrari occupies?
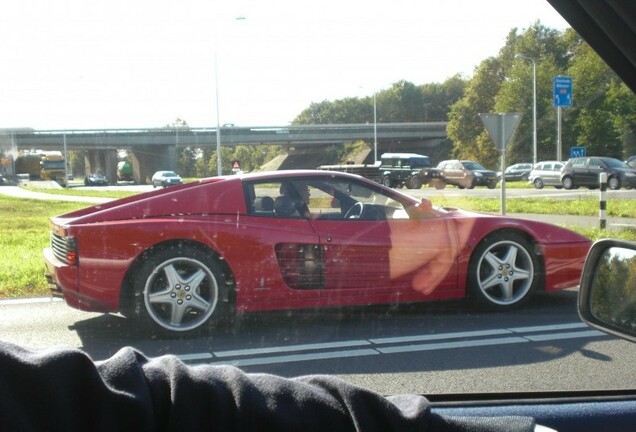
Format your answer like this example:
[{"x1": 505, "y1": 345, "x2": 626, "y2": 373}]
[{"x1": 44, "y1": 170, "x2": 591, "y2": 334}]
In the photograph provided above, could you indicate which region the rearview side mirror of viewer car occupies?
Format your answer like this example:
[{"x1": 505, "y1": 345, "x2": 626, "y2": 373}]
[{"x1": 579, "y1": 239, "x2": 636, "y2": 343}]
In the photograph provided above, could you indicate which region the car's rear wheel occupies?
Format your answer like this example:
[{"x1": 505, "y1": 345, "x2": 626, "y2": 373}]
[
  {"x1": 133, "y1": 246, "x2": 230, "y2": 334},
  {"x1": 467, "y1": 232, "x2": 539, "y2": 309},
  {"x1": 562, "y1": 176, "x2": 574, "y2": 190},
  {"x1": 533, "y1": 178, "x2": 544, "y2": 189}
]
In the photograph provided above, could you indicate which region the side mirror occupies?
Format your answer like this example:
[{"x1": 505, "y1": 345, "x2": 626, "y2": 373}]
[{"x1": 579, "y1": 239, "x2": 636, "y2": 343}]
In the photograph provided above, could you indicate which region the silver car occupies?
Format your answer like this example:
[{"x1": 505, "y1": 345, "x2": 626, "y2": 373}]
[{"x1": 528, "y1": 161, "x2": 564, "y2": 189}]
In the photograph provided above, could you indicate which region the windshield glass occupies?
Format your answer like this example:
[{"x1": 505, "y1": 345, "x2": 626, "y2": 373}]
[
  {"x1": 462, "y1": 161, "x2": 487, "y2": 170},
  {"x1": 2, "y1": 0, "x2": 636, "y2": 401},
  {"x1": 410, "y1": 157, "x2": 432, "y2": 169}
]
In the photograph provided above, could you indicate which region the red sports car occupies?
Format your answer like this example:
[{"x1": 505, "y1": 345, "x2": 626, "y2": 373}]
[{"x1": 44, "y1": 170, "x2": 591, "y2": 334}]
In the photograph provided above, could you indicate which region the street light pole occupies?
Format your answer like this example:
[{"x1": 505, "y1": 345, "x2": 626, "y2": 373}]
[
  {"x1": 373, "y1": 92, "x2": 377, "y2": 163},
  {"x1": 515, "y1": 54, "x2": 537, "y2": 165},
  {"x1": 215, "y1": 51, "x2": 222, "y2": 176}
]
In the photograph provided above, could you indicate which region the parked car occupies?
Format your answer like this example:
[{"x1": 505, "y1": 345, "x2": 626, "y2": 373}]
[
  {"x1": 84, "y1": 172, "x2": 108, "y2": 186},
  {"x1": 437, "y1": 159, "x2": 498, "y2": 189},
  {"x1": 43, "y1": 170, "x2": 590, "y2": 334},
  {"x1": 151, "y1": 170, "x2": 183, "y2": 188},
  {"x1": 560, "y1": 156, "x2": 636, "y2": 190},
  {"x1": 378, "y1": 153, "x2": 445, "y2": 189},
  {"x1": 528, "y1": 160, "x2": 565, "y2": 189},
  {"x1": 497, "y1": 163, "x2": 533, "y2": 181}
]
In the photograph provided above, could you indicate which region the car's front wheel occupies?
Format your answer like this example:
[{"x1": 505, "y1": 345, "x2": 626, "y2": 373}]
[
  {"x1": 608, "y1": 176, "x2": 621, "y2": 190},
  {"x1": 533, "y1": 178, "x2": 544, "y2": 189},
  {"x1": 132, "y1": 246, "x2": 230, "y2": 334},
  {"x1": 408, "y1": 176, "x2": 422, "y2": 189},
  {"x1": 467, "y1": 232, "x2": 539, "y2": 309}
]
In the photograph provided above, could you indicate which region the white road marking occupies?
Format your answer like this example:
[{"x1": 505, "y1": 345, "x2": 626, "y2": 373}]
[
  {"x1": 178, "y1": 322, "x2": 609, "y2": 366},
  {"x1": 214, "y1": 340, "x2": 372, "y2": 358},
  {"x1": 209, "y1": 349, "x2": 379, "y2": 367}
]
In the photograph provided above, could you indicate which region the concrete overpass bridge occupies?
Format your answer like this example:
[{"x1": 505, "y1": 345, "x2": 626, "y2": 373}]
[{"x1": 1, "y1": 122, "x2": 448, "y2": 184}]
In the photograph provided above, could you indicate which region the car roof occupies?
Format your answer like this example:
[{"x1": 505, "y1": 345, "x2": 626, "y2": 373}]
[{"x1": 381, "y1": 153, "x2": 428, "y2": 159}]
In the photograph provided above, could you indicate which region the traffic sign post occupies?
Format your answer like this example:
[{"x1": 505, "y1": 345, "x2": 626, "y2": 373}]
[
  {"x1": 479, "y1": 113, "x2": 523, "y2": 215},
  {"x1": 553, "y1": 76, "x2": 573, "y2": 107},
  {"x1": 553, "y1": 76, "x2": 573, "y2": 161}
]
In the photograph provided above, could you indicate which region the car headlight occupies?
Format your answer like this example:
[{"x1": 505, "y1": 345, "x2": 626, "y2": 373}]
[{"x1": 474, "y1": 172, "x2": 483, "y2": 177}]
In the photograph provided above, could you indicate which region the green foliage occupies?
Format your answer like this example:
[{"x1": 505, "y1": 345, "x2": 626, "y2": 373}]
[
  {"x1": 447, "y1": 22, "x2": 636, "y2": 167},
  {"x1": 293, "y1": 77, "x2": 467, "y2": 126}
]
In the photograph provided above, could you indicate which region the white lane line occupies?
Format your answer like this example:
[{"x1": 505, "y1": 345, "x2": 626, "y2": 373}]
[
  {"x1": 177, "y1": 323, "x2": 609, "y2": 365},
  {"x1": 177, "y1": 353, "x2": 215, "y2": 361},
  {"x1": 508, "y1": 323, "x2": 588, "y2": 333},
  {"x1": 369, "y1": 329, "x2": 512, "y2": 345},
  {"x1": 376, "y1": 336, "x2": 528, "y2": 354},
  {"x1": 522, "y1": 330, "x2": 606, "y2": 342},
  {"x1": 214, "y1": 340, "x2": 371, "y2": 358},
  {"x1": 209, "y1": 349, "x2": 379, "y2": 367},
  {"x1": 0, "y1": 297, "x2": 62, "y2": 305}
]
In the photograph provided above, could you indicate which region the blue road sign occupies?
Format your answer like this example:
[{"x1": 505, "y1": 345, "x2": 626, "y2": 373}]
[
  {"x1": 553, "y1": 76, "x2": 573, "y2": 107},
  {"x1": 570, "y1": 146, "x2": 586, "y2": 158}
]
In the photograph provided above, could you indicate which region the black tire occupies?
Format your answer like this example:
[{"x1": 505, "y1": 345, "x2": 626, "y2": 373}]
[
  {"x1": 382, "y1": 176, "x2": 393, "y2": 188},
  {"x1": 467, "y1": 232, "x2": 540, "y2": 309},
  {"x1": 132, "y1": 246, "x2": 230, "y2": 334},
  {"x1": 562, "y1": 176, "x2": 574, "y2": 190},
  {"x1": 487, "y1": 181, "x2": 497, "y2": 189},
  {"x1": 608, "y1": 176, "x2": 621, "y2": 190},
  {"x1": 408, "y1": 176, "x2": 422, "y2": 189},
  {"x1": 533, "y1": 178, "x2": 544, "y2": 189}
]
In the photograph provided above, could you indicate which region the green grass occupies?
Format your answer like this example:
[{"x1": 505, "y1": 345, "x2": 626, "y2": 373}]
[
  {"x1": 22, "y1": 184, "x2": 137, "y2": 199},
  {"x1": 431, "y1": 196, "x2": 636, "y2": 218},
  {"x1": 0, "y1": 197, "x2": 88, "y2": 298},
  {"x1": 1, "y1": 192, "x2": 636, "y2": 299}
]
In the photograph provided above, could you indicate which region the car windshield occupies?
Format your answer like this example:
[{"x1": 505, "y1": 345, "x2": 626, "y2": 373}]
[
  {"x1": 410, "y1": 157, "x2": 432, "y2": 169},
  {"x1": 2, "y1": 0, "x2": 636, "y2": 405},
  {"x1": 462, "y1": 161, "x2": 487, "y2": 170}
]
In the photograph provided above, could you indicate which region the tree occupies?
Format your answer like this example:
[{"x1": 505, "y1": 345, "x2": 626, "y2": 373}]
[{"x1": 447, "y1": 57, "x2": 504, "y2": 168}]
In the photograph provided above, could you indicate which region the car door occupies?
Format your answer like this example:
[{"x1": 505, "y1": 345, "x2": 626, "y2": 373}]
[
  {"x1": 584, "y1": 158, "x2": 606, "y2": 187},
  {"x1": 304, "y1": 179, "x2": 458, "y2": 303}
]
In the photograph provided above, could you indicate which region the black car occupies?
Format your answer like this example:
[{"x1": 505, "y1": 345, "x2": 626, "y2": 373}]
[
  {"x1": 560, "y1": 156, "x2": 636, "y2": 190},
  {"x1": 84, "y1": 172, "x2": 108, "y2": 186},
  {"x1": 379, "y1": 153, "x2": 445, "y2": 189},
  {"x1": 498, "y1": 163, "x2": 533, "y2": 181}
]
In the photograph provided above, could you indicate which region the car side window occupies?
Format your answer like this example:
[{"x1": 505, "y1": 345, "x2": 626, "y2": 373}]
[
  {"x1": 573, "y1": 158, "x2": 587, "y2": 168},
  {"x1": 589, "y1": 159, "x2": 603, "y2": 168}
]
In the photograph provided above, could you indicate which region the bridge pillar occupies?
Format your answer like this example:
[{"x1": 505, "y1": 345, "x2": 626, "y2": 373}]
[
  {"x1": 85, "y1": 150, "x2": 118, "y2": 183},
  {"x1": 130, "y1": 145, "x2": 176, "y2": 185}
]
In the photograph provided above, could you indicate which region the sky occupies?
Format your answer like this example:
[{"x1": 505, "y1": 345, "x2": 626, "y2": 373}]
[{"x1": 0, "y1": 0, "x2": 569, "y2": 130}]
